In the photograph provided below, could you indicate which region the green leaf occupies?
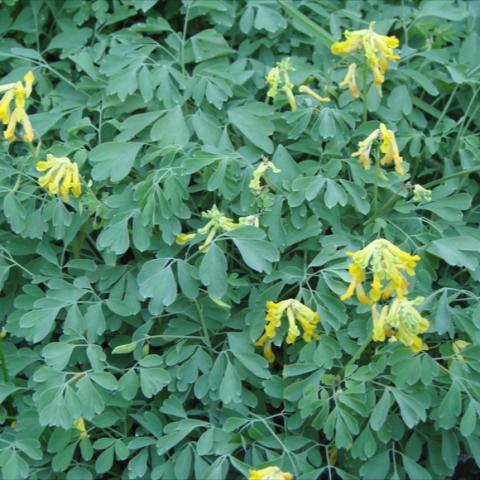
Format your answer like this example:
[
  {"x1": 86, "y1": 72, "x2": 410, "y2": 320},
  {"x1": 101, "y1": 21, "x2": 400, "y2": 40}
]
[
  {"x1": 219, "y1": 361, "x2": 242, "y2": 404},
  {"x1": 359, "y1": 450, "x2": 390, "y2": 480},
  {"x1": 392, "y1": 389, "x2": 426, "y2": 428},
  {"x1": 20, "y1": 307, "x2": 60, "y2": 343},
  {"x1": 434, "y1": 291, "x2": 451, "y2": 335},
  {"x1": 229, "y1": 227, "x2": 279, "y2": 273},
  {"x1": 90, "y1": 142, "x2": 142, "y2": 181},
  {"x1": 42, "y1": 343, "x2": 76, "y2": 370},
  {"x1": 97, "y1": 218, "x2": 130, "y2": 255},
  {"x1": 150, "y1": 106, "x2": 190, "y2": 147},
  {"x1": 402, "y1": 455, "x2": 432, "y2": 480},
  {"x1": 427, "y1": 236, "x2": 480, "y2": 271},
  {"x1": 277, "y1": 0, "x2": 333, "y2": 46},
  {"x1": 139, "y1": 367, "x2": 170, "y2": 398},
  {"x1": 232, "y1": 352, "x2": 271, "y2": 380},
  {"x1": 228, "y1": 104, "x2": 274, "y2": 153},
  {"x1": 199, "y1": 244, "x2": 228, "y2": 298},
  {"x1": 417, "y1": 1, "x2": 467, "y2": 20},
  {"x1": 460, "y1": 400, "x2": 477, "y2": 437},
  {"x1": 52, "y1": 443, "x2": 76, "y2": 472},
  {"x1": 438, "y1": 383, "x2": 461, "y2": 429},
  {"x1": 137, "y1": 259, "x2": 177, "y2": 306},
  {"x1": 95, "y1": 446, "x2": 114, "y2": 475},
  {"x1": 370, "y1": 390, "x2": 392, "y2": 432}
]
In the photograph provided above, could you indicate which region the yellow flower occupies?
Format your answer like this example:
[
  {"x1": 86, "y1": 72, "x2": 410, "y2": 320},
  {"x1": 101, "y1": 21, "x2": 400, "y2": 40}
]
[
  {"x1": 0, "y1": 71, "x2": 35, "y2": 142},
  {"x1": 249, "y1": 466, "x2": 293, "y2": 480},
  {"x1": 176, "y1": 205, "x2": 244, "y2": 252},
  {"x1": 298, "y1": 85, "x2": 331, "y2": 103},
  {"x1": 338, "y1": 63, "x2": 360, "y2": 98},
  {"x1": 352, "y1": 123, "x2": 405, "y2": 174},
  {"x1": 379, "y1": 123, "x2": 404, "y2": 175},
  {"x1": 36, "y1": 154, "x2": 82, "y2": 202},
  {"x1": 265, "y1": 58, "x2": 297, "y2": 111},
  {"x1": 331, "y1": 22, "x2": 400, "y2": 87},
  {"x1": 352, "y1": 128, "x2": 380, "y2": 170},
  {"x1": 452, "y1": 339, "x2": 470, "y2": 363},
  {"x1": 255, "y1": 299, "x2": 320, "y2": 362},
  {"x1": 340, "y1": 239, "x2": 420, "y2": 304},
  {"x1": 175, "y1": 232, "x2": 197, "y2": 245},
  {"x1": 72, "y1": 417, "x2": 88, "y2": 439},
  {"x1": 372, "y1": 297, "x2": 429, "y2": 352},
  {"x1": 249, "y1": 157, "x2": 280, "y2": 191},
  {"x1": 266, "y1": 66, "x2": 281, "y2": 99}
]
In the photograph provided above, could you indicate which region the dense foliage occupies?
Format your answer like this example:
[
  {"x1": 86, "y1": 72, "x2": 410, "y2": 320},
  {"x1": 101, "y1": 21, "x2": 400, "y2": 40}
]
[{"x1": 1, "y1": 1, "x2": 480, "y2": 479}]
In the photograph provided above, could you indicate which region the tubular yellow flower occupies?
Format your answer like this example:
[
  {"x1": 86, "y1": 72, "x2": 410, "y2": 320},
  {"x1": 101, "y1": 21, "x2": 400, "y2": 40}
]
[
  {"x1": 249, "y1": 466, "x2": 293, "y2": 480},
  {"x1": 175, "y1": 232, "x2": 197, "y2": 245},
  {"x1": 331, "y1": 23, "x2": 399, "y2": 87},
  {"x1": 73, "y1": 417, "x2": 88, "y2": 439},
  {"x1": 249, "y1": 157, "x2": 280, "y2": 191},
  {"x1": 265, "y1": 58, "x2": 297, "y2": 111},
  {"x1": 36, "y1": 154, "x2": 82, "y2": 202},
  {"x1": 373, "y1": 297, "x2": 429, "y2": 352},
  {"x1": 340, "y1": 239, "x2": 420, "y2": 304},
  {"x1": 0, "y1": 71, "x2": 35, "y2": 142},
  {"x1": 379, "y1": 123, "x2": 404, "y2": 175},
  {"x1": 338, "y1": 63, "x2": 360, "y2": 98},
  {"x1": 352, "y1": 123, "x2": 405, "y2": 174},
  {"x1": 255, "y1": 299, "x2": 320, "y2": 362},
  {"x1": 352, "y1": 128, "x2": 380, "y2": 170},
  {"x1": 176, "y1": 205, "x2": 245, "y2": 252},
  {"x1": 452, "y1": 339, "x2": 470, "y2": 363},
  {"x1": 266, "y1": 66, "x2": 281, "y2": 99},
  {"x1": 298, "y1": 85, "x2": 331, "y2": 103}
]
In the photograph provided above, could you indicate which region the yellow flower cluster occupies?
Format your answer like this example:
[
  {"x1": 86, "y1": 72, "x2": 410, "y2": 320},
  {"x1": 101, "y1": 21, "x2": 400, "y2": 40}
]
[
  {"x1": 332, "y1": 22, "x2": 400, "y2": 88},
  {"x1": 249, "y1": 466, "x2": 293, "y2": 480},
  {"x1": 265, "y1": 58, "x2": 330, "y2": 110},
  {"x1": 265, "y1": 58, "x2": 297, "y2": 110},
  {"x1": 341, "y1": 239, "x2": 430, "y2": 352},
  {"x1": 249, "y1": 156, "x2": 280, "y2": 192},
  {"x1": 372, "y1": 297, "x2": 429, "y2": 352},
  {"x1": 0, "y1": 71, "x2": 35, "y2": 143},
  {"x1": 36, "y1": 154, "x2": 82, "y2": 202},
  {"x1": 340, "y1": 239, "x2": 420, "y2": 304},
  {"x1": 255, "y1": 299, "x2": 320, "y2": 363},
  {"x1": 352, "y1": 123, "x2": 404, "y2": 174},
  {"x1": 176, "y1": 205, "x2": 258, "y2": 252}
]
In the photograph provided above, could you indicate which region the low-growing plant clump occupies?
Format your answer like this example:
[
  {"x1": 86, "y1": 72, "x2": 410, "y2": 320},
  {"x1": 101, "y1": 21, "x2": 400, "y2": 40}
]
[{"x1": 0, "y1": 1, "x2": 480, "y2": 479}]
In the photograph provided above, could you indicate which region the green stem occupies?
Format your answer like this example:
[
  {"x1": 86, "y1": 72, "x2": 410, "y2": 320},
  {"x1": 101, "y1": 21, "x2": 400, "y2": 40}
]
[
  {"x1": 0, "y1": 336, "x2": 9, "y2": 382},
  {"x1": 341, "y1": 335, "x2": 372, "y2": 378},
  {"x1": 195, "y1": 300, "x2": 212, "y2": 349},
  {"x1": 362, "y1": 60, "x2": 368, "y2": 123},
  {"x1": 372, "y1": 153, "x2": 382, "y2": 217},
  {"x1": 424, "y1": 166, "x2": 480, "y2": 189}
]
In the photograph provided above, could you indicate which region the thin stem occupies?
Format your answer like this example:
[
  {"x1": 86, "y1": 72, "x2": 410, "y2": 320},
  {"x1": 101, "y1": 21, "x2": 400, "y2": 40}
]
[
  {"x1": 180, "y1": 0, "x2": 192, "y2": 75},
  {"x1": 195, "y1": 300, "x2": 212, "y2": 349},
  {"x1": 0, "y1": 336, "x2": 9, "y2": 382},
  {"x1": 424, "y1": 165, "x2": 480, "y2": 189},
  {"x1": 341, "y1": 335, "x2": 372, "y2": 378},
  {"x1": 362, "y1": 59, "x2": 368, "y2": 122}
]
